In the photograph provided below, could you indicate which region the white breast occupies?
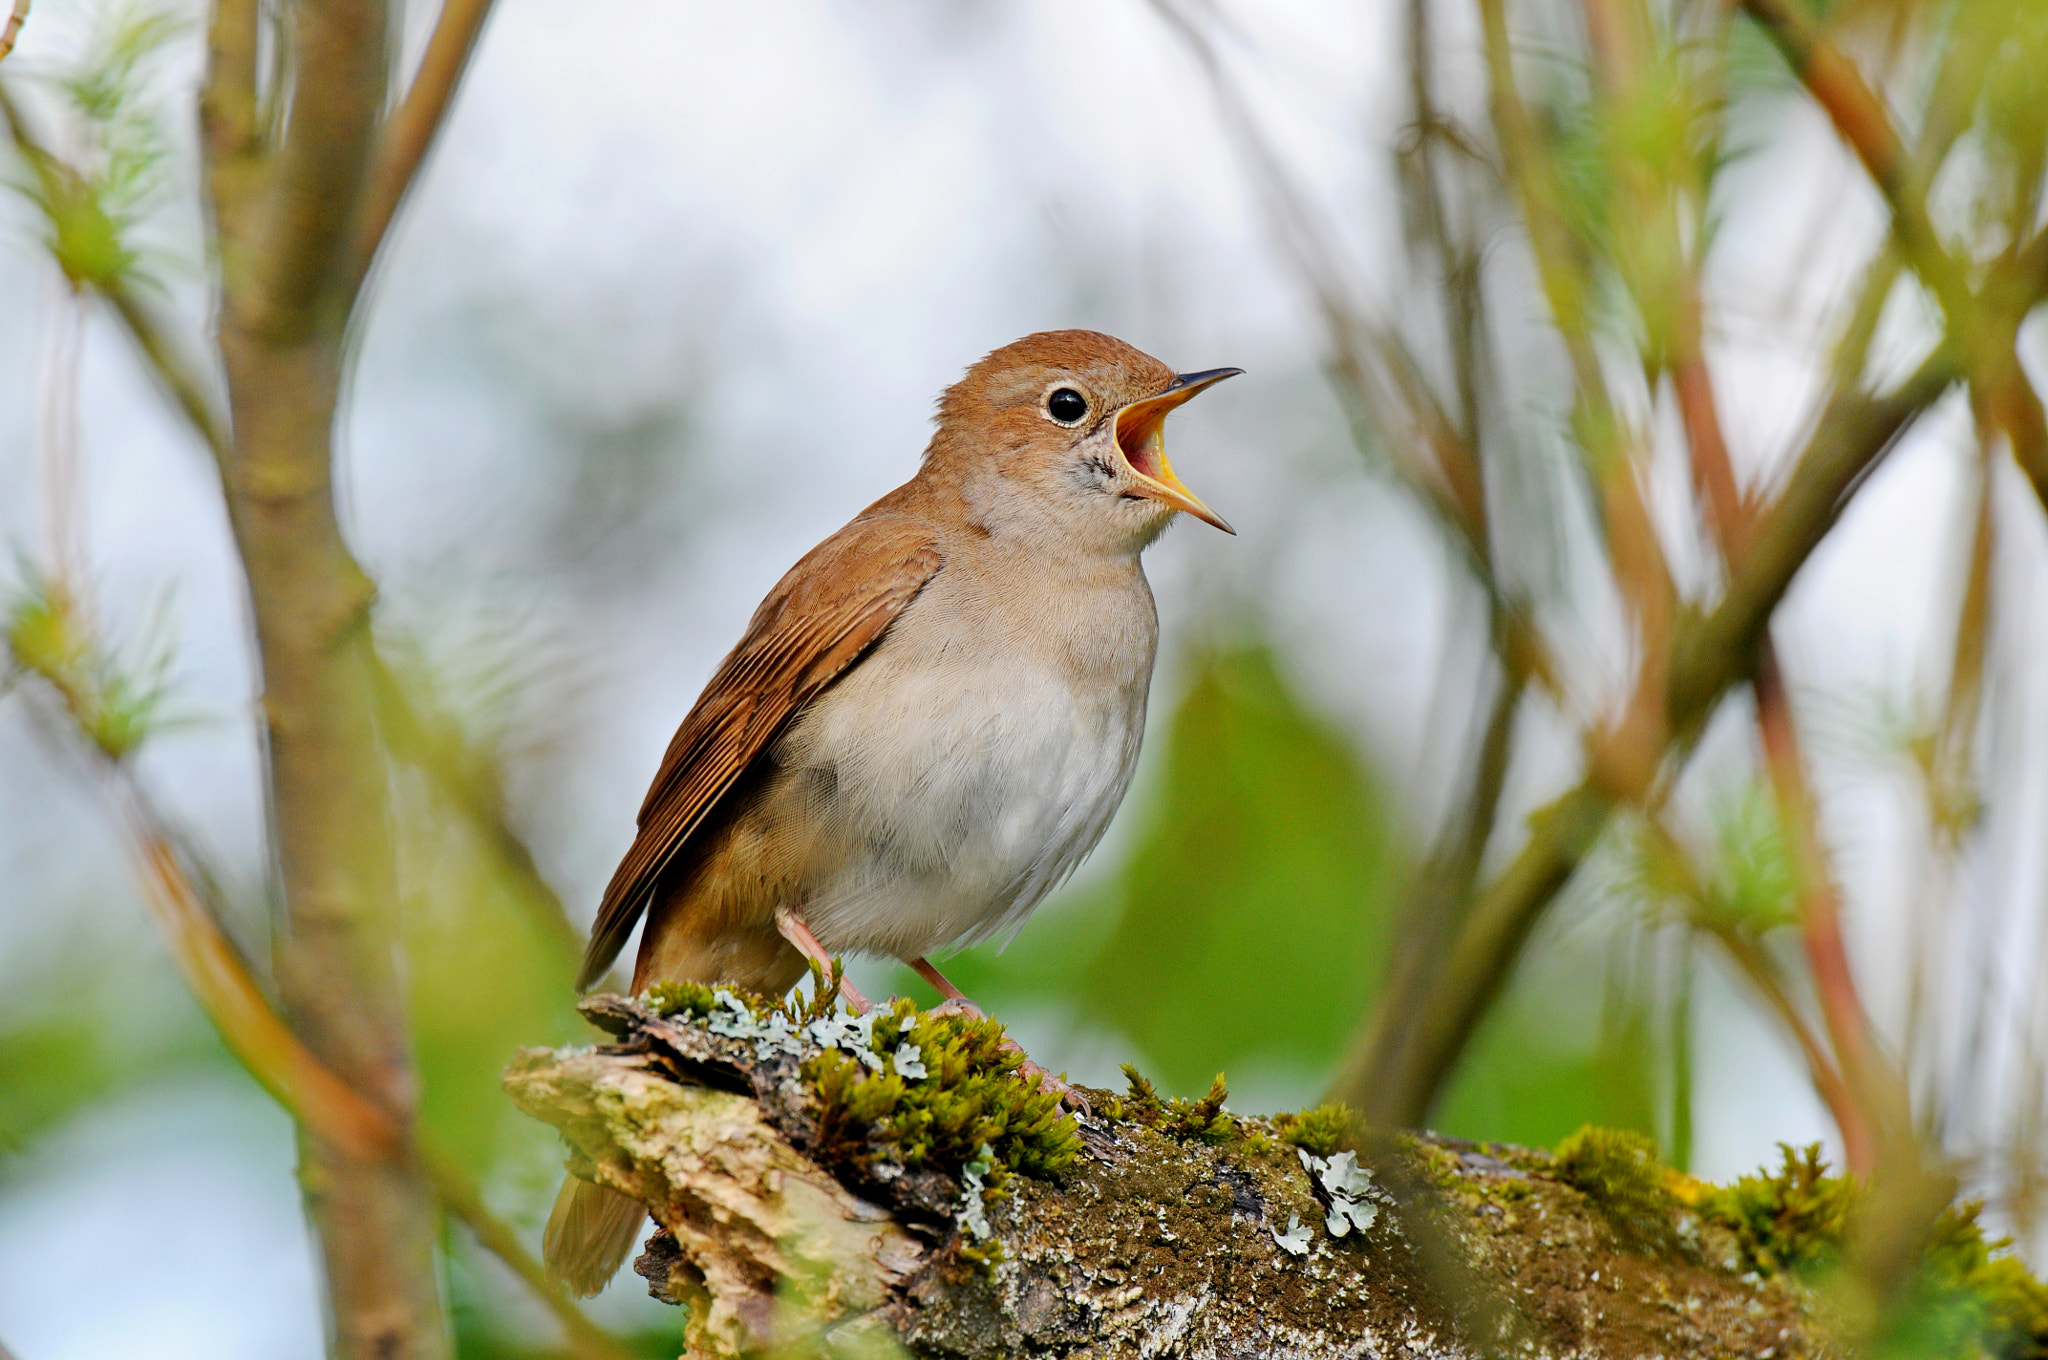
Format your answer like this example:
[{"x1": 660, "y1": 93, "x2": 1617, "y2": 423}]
[{"x1": 766, "y1": 564, "x2": 1156, "y2": 961}]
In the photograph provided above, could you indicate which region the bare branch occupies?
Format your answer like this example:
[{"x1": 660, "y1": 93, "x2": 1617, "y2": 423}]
[
  {"x1": 199, "y1": 0, "x2": 262, "y2": 261},
  {"x1": 348, "y1": 0, "x2": 497, "y2": 295},
  {"x1": 365, "y1": 645, "x2": 589, "y2": 967},
  {"x1": 0, "y1": 79, "x2": 236, "y2": 475},
  {"x1": 1738, "y1": 0, "x2": 1968, "y2": 314},
  {"x1": 239, "y1": 0, "x2": 388, "y2": 336},
  {"x1": 0, "y1": 0, "x2": 27, "y2": 62},
  {"x1": 1349, "y1": 351, "x2": 1955, "y2": 1126},
  {"x1": 420, "y1": 1143, "x2": 645, "y2": 1360}
]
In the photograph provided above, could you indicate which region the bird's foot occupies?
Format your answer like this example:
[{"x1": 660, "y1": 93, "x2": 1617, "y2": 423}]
[
  {"x1": 775, "y1": 907, "x2": 870, "y2": 1012},
  {"x1": 915, "y1": 990, "x2": 1089, "y2": 1113},
  {"x1": 924, "y1": 995, "x2": 985, "y2": 1021},
  {"x1": 1019, "y1": 1057, "x2": 1092, "y2": 1116}
]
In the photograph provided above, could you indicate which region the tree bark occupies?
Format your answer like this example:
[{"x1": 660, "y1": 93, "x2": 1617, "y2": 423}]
[
  {"x1": 508, "y1": 995, "x2": 1821, "y2": 1359},
  {"x1": 203, "y1": 0, "x2": 452, "y2": 1350}
]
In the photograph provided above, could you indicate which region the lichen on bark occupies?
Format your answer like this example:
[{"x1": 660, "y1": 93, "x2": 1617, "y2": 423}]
[{"x1": 502, "y1": 993, "x2": 1860, "y2": 1358}]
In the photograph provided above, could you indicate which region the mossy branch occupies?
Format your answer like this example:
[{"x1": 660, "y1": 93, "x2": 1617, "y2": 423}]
[{"x1": 508, "y1": 993, "x2": 1846, "y2": 1359}]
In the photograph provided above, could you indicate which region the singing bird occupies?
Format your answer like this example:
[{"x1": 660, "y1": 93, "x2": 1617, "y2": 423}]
[{"x1": 544, "y1": 329, "x2": 1238, "y2": 1295}]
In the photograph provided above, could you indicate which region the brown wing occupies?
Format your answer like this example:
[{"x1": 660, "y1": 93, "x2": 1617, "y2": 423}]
[{"x1": 578, "y1": 513, "x2": 944, "y2": 989}]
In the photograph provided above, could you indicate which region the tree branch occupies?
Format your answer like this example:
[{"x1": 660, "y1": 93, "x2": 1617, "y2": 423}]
[
  {"x1": 347, "y1": 0, "x2": 497, "y2": 296},
  {"x1": 0, "y1": 0, "x2": 27, "y2": 62},
  {"x1": 239, "y1": 0, "x2": 387, "y2": 336},
  {"x1": 1737, "y1": 0, "x2": 1965, "y2": 311},
  {"x1": 1351, "y1": 350, "x2": 1955, "y2": 1127},
  {"x1": 5, "y1": 639, "x2": 636, "y2": 1360},
  {"x1": 508, "y1": 994, "x2": 1824, "y2": 1359},
  {"x1": 365, "y1": 644, "x2": 588, "y2": 968}
]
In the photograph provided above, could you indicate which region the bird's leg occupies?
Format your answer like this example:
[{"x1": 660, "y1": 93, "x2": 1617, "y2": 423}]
[
  {"x1": 908, "y1": 955, "x2": 1089, "y2": 1114},
  {"x1": 775, "y1": 906, "x2": 870, "y2": 1013},
  {"x1": 910, "y1": 956, "x2": 980, "y2": 1013}
]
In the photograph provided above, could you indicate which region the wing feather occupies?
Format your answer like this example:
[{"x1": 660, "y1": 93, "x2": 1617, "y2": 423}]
[{"x1": 578, "y1": 514, "x2": 943, "y2": 988}]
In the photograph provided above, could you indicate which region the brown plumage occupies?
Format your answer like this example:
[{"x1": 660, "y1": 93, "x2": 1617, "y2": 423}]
[{"x1": 546, "y1": 330, "x2": 1237, "y2": 1295}]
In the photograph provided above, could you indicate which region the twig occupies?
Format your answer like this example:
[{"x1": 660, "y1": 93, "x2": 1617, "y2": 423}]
[
  {"x1": 1737, "y1": 0, "x2": 1966, "y2": 319},
  {"x1": 0, "y1": 82, "x2": 237, "y2": 476},
  {"x1": 364, "y1": 645, "x2": 588, "y2": 967},
  {"x1": 1752, "y1": 650, "x2": 1883, "y2": 1173},
  {"x1": 10, "y1": 666, "x2": 637, "y2": 1360},
  {"x1": 348, "y1": 0, "x2": 497, "y2": 295},
  {"x1": 109, "y1": 773, "x2": 406, "y2": 1161},
  {"x1": 1703, "y1": 920, "x2": 1861, "y2": 1147},
  {"x1": 0, "y1": 0, "x2": 27, "y2": 62},
  {"x1": 1667, "y1": 251, "x2": 1890, "y2": 1174},
  {"x1": 103, "y1": 285, "x2": 235, "y2": 475},
  {"x1": 420, "y1": 1143, "x2": 645, "y2": 1360}
]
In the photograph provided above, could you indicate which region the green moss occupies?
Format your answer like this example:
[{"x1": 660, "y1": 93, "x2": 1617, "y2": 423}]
[
  {"x1": 805, "y1": 997, "x2": 1078, "y2": 1185},
  {"x1": 1552, "y1": 1125, "x2": 1672, "y2": 1242},
  {"x1": 1689, "y1": 1144, "x2": 2048, "y2": 1358},
  {"x1": 1109, "y1": 1065, "x2": 1236, "y2": 1143},
  {"x1": 1272, "y1": 1103, "x2": 1354, "y2": 1157},
  {"x1": 1920, "y1": 1203, "x2": 2048, "y2": 1360},
  {"x1": 643, "y1": 980, "x2": 722, "y2": 1019},
  {"x1": 1695, "y1": 1142, "x2": 1852, "y2": 1277}
]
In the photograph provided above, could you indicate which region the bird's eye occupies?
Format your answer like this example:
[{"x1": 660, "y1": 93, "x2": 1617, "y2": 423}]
[{"x1": 1046, "y1": 388, "x2": 1088, "y2": 424}]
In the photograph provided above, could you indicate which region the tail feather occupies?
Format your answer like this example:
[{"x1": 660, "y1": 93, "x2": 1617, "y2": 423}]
[
  {"x1": 544, "y1": 1177, "x2": 647, "y2": 1298},
  {"x1": 544, "y1": 889, "x2": 805, "y2": 1295}
]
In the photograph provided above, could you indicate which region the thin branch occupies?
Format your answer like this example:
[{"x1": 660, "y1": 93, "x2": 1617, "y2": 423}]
[
  {"x1": 103, "y1": 285, "x2": 235, "y2": 474},
  {"x1": 347, "y1": 0, "x2": 497, "y2": 296},
  {"x1": 1704, "y1": 921, "x2": 1861, "y2": 1150},
  {"x1": 365, "y1": 645, "x2": 587, "y2": 967},
  {"x1": 1737, "y1": 0, "x2": 1967, "y2": 316},
  {"x1": 9, "y1": 652, "x2": 635, "y2": 1358},
  {"x1": 0, "y1": 81, "x2": 237, "y2": 475},
  {"x1": 0, "y1": 0, "x2": 27, "y2": 62},
  {"x1": 1330, "y1": 659, "x2": 1529, "y2": 1114},
  {"x1": 420, "y1": 1143, "x2": 645, "y2": 1360},
  {"x1": 111, "y1": 774, "x2": 404, "y2": 1161},
  {"x1": 1668, "y1": 259, "x2": 1890, "y2": 1174},
  {"x1": 1752, "y1": 649, "x2": 1885, "y2": 1172},
  {"x1": 1349, "y1": 351, "x2": 1954, "y2": 1125}
]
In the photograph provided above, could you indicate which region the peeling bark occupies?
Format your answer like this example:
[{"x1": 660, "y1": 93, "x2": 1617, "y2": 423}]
[{"x1": 506, "y1": 997, "x2": 1823, "y2": 1359}]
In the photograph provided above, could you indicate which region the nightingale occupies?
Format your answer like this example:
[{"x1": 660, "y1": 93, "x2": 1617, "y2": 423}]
[{"x1": 544, "y1": 329, "x2": 1238, "y2": 1295}]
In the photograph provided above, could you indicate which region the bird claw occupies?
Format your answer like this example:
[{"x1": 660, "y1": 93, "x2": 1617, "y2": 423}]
[
  {"x1": 925, "y1": 995, "x2": 985, "y2": 1021},
  {"x1": 915, "y1": 996, "x2": 1089, "y2": 1114},
  {"x1": 1018, "y1": 1056, "x2": 1092, "y2": 1116}
]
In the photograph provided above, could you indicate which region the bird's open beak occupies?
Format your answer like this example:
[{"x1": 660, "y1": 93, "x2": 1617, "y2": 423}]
[{"x1": 1112, "y1": 367, "x2": 1242, "y2": 534}]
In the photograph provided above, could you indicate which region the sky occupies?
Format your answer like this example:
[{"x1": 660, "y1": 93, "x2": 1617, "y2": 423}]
[{"x1": 2, "y1": 0, "x2": 2040, "y2": 1355}]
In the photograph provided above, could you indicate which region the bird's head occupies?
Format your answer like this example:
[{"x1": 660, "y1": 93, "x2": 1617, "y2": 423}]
[{"x1": 925, "y1": 330, "x2": 1239, "y2": 554}]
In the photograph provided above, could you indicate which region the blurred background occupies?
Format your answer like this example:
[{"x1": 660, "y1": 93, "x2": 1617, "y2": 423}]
[{"x1": 3, "y1": 0, "x2": 2045, "y2": 1354}]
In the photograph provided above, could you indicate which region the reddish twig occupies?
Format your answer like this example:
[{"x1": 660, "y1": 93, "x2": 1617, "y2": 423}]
[
  {"x1": 111, "y1": 776, "x2": 406, "y2": 1162},
  {"x1": 0, "y1": 0, "x2": 27, "y2": 62}
]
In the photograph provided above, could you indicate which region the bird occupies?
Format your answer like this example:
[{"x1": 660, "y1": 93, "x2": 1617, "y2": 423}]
[{"x1": 543, "y1": 329, "x2": 1238, "y2": 1295}]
